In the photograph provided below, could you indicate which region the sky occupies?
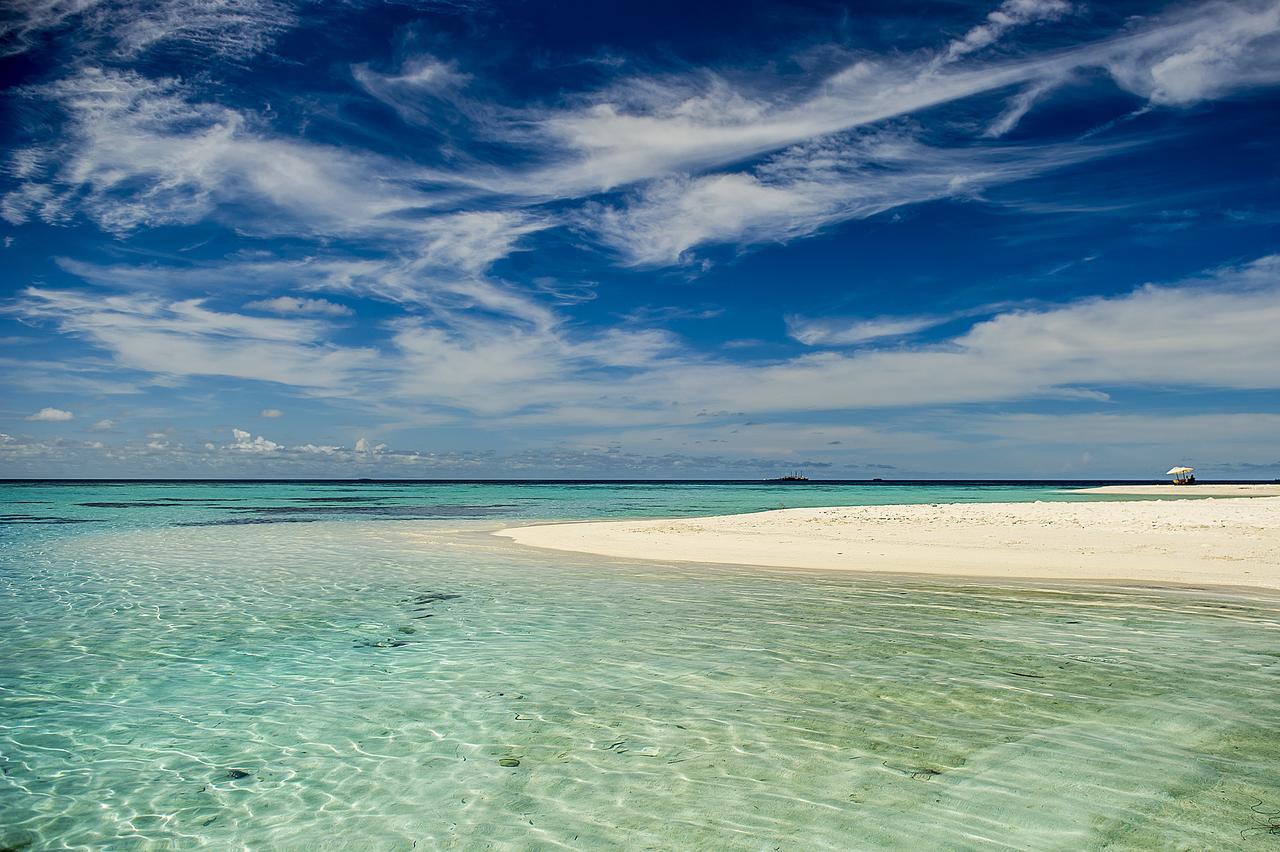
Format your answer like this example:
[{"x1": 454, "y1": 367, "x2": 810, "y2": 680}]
[{"x1": 1, "y1": 0, "x2": 1278, "y2": 479}]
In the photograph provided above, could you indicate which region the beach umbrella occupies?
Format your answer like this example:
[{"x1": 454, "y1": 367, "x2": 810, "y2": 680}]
[{"x1": 1166, "y1": 466, "x2": 1194, "y2": 475}]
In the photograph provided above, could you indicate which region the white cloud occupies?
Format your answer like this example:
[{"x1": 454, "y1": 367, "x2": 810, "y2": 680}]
[
  {"x1": 940, "y1": 0, "x2": 1073, "y2": 64},
  {"x1": 91, "y1": 418, "x2": 116, "y2": 430},
  {"x1": 8, "y1": 1, "x2": 1279, "y2": 275},
  {"x1": 54, "y1": 214, "x2": 549, "y2": 323},
  {"x1": 353, "y1": 436, "x2": 386, "y2": 454},
  {"x1": 585, "y1": 131, "x2": 1108, "y2": 266},
  {"x1": 464, "y1": 1, "x2": 1278, "y2": 209},
  {"x1": 12, "y1": 288, "x2": 379, "y2": 393},
  {"x1": 4, "y1": 1, "x2": 1280, "y2": 467},
  {"x1": 14, "y1": 256, "x2": 1280, "y2": 428},
  {"x1": 27, "y1": 407, "x2": 75, "y2": 421},
  {"x1": 631, "y1": 255, "x2": 1280, "y2": 416},
  {"x1": 787, "y1": 314, "x2": 947, "y2": 346},
  {"x1": 983, "y1": 80, "x2": 1059, "y2": 137},
  {"x1": 1104, "y1": 1, "x2": 1280, "y2": 105},
  {"x1": 260, "y1": 408, "x2": 283, "y2": 418},
  {"x1": 353, "y1": 55, "x2": 471, "y2": 125},
  {"x1": 107, "y1": 0, "x2": 294, "y2": 59},
  {"x1": 0, "y1": 0, "x2": 104, "y2": 56},
  {"x1": 229, "y1": 427, "x2": 280, "y2": 452},
  {"x1": 244, "y1": 296, "x2": 354, "y2": 317},
  {"x1": 2, "y1": 68, "x2": 450, "y2": 238},
  {"x1": 0, "y1": 0, "x2": 294, "y2": 59}
]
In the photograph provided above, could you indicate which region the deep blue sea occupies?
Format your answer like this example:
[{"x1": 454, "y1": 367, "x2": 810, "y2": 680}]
[{"x1": 2, "y1": 481, "x2": 1278, "y2": 849}]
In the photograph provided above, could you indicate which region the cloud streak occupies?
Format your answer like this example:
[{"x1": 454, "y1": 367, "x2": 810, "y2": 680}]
[
  {"x1": 12, "y1": 288, "x2": 380, "y2": 393},
  {"x1": 17, "y1": 256, "x2": 1280, "y2": 426}
]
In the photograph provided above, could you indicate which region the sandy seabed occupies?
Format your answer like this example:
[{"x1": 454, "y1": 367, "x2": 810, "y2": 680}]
[{"x1": 499, "y1": 492, "x2": 1280, "y2": 591}]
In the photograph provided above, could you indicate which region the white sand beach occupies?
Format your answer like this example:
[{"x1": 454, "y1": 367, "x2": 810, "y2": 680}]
[
  {"x1": 1070, "y1": 484, "x2": 1280, "y2": 496},
  {"x1": 499, "y1": 497, "x2": 1280, "y2": 590}
]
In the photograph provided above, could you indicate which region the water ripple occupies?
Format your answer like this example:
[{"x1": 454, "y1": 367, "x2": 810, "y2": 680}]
[{"x1": 1, "y1": 520, "x2": 1277, "y2": 849}]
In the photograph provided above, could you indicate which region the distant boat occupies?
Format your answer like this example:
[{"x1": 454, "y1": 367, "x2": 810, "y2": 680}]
[{"x1": 765, "y1": 471, "x2": 809, "y2": 483}]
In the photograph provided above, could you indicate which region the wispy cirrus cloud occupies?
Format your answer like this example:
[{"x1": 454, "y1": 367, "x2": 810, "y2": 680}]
[
  {"x1": 1, "y1": 68, "x2": 452, "y2": 237},
  {"x1": 353, "y1": 55, "x2": 472, "y2": 125},
  {"x1": 469, "y1": 1, "x2": 1279, "y2": 205},
  {"x1": 11, "y1": 287, "x2": 380, "y2": 393},
  {"x1": 786, "y1": 314, "x2": 949, "y2": 347},
  {"x1": 8, "y1": 1, "x2": 1280, "y2": 273},
  {"x1": 629, "y1": 255, "x2": 1280, "y2": 417},
  {"x1": 0, "y1": 0, "x2": 295, "y2": 59},
  {"x1": 56, "y1": 219, "x2": 554, "y2": 327},
  {"x1": 582, "y1": 130, "x2": 1113, "y2": 266},
  {"x1": 244, "y1": 296, "x2": 354, "y2": 317},
  {"x1": 24, "y1": 255, "x2": 1279, "y2": 427},
  {"x1": 939, "y1": 0, "x2": 1074, "y2": 65},
  {"x1": 5, "y1": 0, "x2": 1280, "y2": 478}
]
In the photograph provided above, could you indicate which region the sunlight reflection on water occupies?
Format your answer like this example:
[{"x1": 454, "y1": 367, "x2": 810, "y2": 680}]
[{"x1": 2, "y1": 485, "x2": 1277, "y2": 849}]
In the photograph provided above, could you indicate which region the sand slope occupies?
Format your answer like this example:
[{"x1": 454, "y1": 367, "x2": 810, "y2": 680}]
[{"x1": 498, "y1": 498, "x2": 1280, "y2": 590}]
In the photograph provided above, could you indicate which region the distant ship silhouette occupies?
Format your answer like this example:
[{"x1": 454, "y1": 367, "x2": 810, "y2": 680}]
[{"x1": 764, "y1": 471, "x2": 809, "y2": 482}]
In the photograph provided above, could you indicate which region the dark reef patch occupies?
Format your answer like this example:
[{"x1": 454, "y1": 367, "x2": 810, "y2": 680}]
[
  {"x1": 174, "y1": 517, "x2": 324, "y2": 527},
  {"x1": 405, "y1": 592, "x2": 462, "y2": 605},
  {"x1": 232, "y1": 504, "x2": 514, "y2": 517},
  {"x1": 175, "y1": 504, "x2": 514, "y2": 526},
  {"x1": 0, "y1": 516, "x2": 105, "y2": 525},
  {"x1": 290, "y1": 496, "x2": 398, "y2": 503}
]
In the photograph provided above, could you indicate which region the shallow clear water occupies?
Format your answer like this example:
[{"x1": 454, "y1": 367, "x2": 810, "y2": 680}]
[{"x1": 2, "y1": 483, "x2": 1278, "y2": 849}]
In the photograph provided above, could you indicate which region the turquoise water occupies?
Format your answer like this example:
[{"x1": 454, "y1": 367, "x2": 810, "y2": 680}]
[{"x1": 2, "y1": 483, "x2": 1278, "y2": 849}]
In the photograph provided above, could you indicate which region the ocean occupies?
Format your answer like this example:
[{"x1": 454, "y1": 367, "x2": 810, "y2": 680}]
[{"x1": 2, "y1": 481, "x2": 1278, "y2": 848}]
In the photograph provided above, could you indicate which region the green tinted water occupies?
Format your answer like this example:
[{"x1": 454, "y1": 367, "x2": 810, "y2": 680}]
[{"x1": 2, "y1": 483, "x2": 1277, "y2": 849}]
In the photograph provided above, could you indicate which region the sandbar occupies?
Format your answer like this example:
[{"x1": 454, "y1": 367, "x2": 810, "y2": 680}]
[
  {"x1": 498, "y1": 497, "x2": 1280, "y2": 590},
  {"x1": 1069, "y1": 484, "x2": 1280, "y2": 496}
]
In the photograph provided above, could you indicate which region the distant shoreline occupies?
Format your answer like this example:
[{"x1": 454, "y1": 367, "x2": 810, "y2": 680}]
[
  {"x1": 498, "y1": 496, "x2": 1280, "y2": 591},
  {"x1": 2, "y1": 478, "x2": 1278, "y2": 485},
  {"x1": 1069, "y1": 484, "x2": 1280, "y2": 496}
]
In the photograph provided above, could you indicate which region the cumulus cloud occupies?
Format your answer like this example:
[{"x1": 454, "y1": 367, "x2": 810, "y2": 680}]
[
  {"x1": 27, "y1": 407, "x2": 74, "y2": 421},
  {"x1": 1104, "y1": 1, "x2": 1280, "y2": 105},
  {"x1": 0, "y1": 428, "x2": 871, "y2": 478},
  {"x1": 228, "y1": 427, "x2": 280, "y2": 452}
]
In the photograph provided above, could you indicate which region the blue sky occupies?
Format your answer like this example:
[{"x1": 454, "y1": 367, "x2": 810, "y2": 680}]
[{"x1": 1, "y1": 0, "x2": 1278, "y2": 478}]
